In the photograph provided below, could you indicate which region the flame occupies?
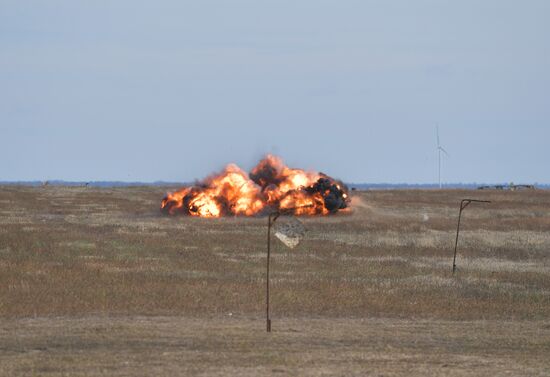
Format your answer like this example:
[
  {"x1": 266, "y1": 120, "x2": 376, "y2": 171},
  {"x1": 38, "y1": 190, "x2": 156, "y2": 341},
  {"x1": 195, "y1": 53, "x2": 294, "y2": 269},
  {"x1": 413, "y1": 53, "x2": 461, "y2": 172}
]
[{"x1": 161, "y1": 155, "x2": 350, "y2": 217}]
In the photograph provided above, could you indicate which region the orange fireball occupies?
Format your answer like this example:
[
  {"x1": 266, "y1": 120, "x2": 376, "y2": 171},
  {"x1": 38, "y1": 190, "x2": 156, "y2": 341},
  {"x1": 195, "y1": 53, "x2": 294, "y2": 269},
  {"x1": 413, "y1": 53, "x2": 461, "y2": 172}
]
[{"x1": 161, "y1": 155, "x2": 349, "y2": 217}]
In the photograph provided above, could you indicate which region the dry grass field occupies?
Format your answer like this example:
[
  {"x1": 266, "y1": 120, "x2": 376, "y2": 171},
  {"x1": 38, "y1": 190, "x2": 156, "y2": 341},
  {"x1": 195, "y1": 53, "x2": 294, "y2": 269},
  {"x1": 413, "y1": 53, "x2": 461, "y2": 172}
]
[{"x1": 0, "y1": 186, "x2": 549, "y2": 376}]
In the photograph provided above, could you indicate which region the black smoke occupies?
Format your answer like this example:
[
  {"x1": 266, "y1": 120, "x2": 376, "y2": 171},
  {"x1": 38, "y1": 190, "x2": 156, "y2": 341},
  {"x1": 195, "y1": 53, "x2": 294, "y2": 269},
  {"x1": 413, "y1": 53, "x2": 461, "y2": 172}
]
[{"x1": 305, "y1": 176, "x2": 349, "y2": 213}]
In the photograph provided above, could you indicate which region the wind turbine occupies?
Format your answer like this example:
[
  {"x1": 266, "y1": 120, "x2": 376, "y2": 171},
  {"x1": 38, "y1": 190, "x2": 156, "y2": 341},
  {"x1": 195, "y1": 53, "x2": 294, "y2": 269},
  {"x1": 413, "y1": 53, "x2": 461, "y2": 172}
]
[{"x1": 436, "y1": 126, "x2": 449, "y2": 189}]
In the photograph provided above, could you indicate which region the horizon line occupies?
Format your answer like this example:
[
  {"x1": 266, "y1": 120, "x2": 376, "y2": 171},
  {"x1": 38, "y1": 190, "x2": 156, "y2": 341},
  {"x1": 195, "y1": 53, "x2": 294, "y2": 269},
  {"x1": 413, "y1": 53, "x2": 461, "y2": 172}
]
[{"x1": 1, "y1": 180, "x2": 548, "y2": 188}]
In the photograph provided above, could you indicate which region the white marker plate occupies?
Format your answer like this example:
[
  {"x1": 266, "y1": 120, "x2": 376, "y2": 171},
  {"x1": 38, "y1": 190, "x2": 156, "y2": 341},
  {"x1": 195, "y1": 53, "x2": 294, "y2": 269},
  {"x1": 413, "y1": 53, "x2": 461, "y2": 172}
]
[{"x1": 274, "y1": 217, "x2": 306, "y2": 249}]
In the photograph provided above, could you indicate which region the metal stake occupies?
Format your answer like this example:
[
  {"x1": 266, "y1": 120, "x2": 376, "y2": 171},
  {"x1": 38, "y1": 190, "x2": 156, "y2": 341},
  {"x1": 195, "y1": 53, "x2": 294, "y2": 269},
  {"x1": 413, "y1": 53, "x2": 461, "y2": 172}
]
[
  {"x1": 266, "y1": 212, "x2": 279, "y2": 332},
  {"x1": 265, "y1": 205, "x2": 312, "y2": 333},
  {"x1": 452, "y1": 199, "x2": 491, "y2": 274}
]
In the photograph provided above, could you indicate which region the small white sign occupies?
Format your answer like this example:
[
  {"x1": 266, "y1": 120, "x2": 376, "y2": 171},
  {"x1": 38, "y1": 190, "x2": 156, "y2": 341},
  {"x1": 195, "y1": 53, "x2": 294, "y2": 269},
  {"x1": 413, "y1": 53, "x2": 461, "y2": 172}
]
[{"x1": 274, "y1": 217, "x2": 306, "y2": 249}]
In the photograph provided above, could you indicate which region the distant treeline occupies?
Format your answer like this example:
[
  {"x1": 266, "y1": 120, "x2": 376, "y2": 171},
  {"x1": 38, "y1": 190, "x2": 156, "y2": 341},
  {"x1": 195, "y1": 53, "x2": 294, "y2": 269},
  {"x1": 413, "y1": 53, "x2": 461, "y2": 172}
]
[
  {"x1": 348, "y1": 183, "x2": 550, "y2": 190},
  {"x1": 0, "y1": 181, "x2": 186, "y2": 187},
  {"x1": 1, "y1": 181, "x2": 548, "y2": 190}
]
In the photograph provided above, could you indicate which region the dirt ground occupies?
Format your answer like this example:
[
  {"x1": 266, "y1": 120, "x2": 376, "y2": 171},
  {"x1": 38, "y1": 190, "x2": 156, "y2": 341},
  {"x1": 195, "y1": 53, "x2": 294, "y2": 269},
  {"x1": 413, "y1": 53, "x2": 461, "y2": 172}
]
[
  {"x1": 1, "y1": 316, "x2": 549, "y2": 377},
  {"x1": 0, "y1": 186, "x2": 549, "y2": 376}
]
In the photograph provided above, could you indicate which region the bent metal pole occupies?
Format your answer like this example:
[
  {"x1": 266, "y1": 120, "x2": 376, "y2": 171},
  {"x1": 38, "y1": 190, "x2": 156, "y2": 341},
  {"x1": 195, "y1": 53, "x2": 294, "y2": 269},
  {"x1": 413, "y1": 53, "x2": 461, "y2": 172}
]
[
  {"x1": 266, "y1": 211, "x2": 279, "y2": 333},
  {"x1": 452, "y1": 199, "x2": 491, "y2": 274},
  {"x1": 266, "y1": 205, "x2": 312, "y2": 333}
]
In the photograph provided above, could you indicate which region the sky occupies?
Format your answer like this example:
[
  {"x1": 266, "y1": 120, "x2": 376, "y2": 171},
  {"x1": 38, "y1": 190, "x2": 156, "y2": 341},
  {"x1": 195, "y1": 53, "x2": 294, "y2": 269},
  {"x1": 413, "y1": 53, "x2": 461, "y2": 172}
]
[{"x1": 1, "y1": 0, "x2": 549, "y2": 184}]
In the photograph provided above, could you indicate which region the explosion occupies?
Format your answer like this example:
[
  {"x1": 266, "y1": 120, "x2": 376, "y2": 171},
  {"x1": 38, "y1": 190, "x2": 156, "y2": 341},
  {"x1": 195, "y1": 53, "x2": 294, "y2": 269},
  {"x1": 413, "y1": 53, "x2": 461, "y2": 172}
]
[{"x1": 161, "y1": 155, "x2": 350, "y2": 217}]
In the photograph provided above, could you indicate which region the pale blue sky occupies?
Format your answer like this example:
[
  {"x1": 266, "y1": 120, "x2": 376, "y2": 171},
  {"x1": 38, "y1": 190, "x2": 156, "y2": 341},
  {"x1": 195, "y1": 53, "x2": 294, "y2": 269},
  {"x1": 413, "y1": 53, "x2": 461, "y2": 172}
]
[{"x1": 1, "y1": 1, "x2": 548, "y2": 183}]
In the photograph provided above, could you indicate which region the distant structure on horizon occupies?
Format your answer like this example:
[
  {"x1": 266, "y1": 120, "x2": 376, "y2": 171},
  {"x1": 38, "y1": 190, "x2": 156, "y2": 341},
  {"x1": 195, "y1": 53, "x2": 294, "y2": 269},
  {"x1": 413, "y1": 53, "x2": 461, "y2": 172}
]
[{"x1": 478, "y1": 183, "x2": 535, "y2": 191}]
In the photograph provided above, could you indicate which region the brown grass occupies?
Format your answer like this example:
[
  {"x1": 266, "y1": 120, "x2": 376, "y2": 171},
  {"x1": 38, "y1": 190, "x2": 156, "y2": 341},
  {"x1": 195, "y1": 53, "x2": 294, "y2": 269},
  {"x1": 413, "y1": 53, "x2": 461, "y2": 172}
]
[
  {"x1": 0, "y1": 186, "x2": 549, "y2": 376},
  {"x1": 1, "y1": 316, "x2": 549, "y2": 377}
]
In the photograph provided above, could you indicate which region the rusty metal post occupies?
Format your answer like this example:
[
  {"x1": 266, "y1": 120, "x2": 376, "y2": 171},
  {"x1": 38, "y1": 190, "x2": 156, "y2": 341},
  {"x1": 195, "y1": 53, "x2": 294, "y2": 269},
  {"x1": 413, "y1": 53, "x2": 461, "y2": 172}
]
[
  {"x1": 266, "y1": 213, "x2": 272, "y2": 332},
  {"x1": 265, "y1": 206, "x2": 311, "y2": 333},
  {"x1": 266, "y1": 211, "x2": 279, "y2": 332},
  {"x1": 453, "y1": 199, "x2": 491, "y2": 274}
]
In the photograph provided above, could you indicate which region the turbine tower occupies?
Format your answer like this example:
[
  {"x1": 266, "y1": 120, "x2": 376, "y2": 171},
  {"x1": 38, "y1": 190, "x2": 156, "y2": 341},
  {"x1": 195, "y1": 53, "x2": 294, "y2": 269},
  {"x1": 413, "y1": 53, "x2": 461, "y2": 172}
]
[{"x1": 436, "y1": 126, "x2": 449, "y2": 189}]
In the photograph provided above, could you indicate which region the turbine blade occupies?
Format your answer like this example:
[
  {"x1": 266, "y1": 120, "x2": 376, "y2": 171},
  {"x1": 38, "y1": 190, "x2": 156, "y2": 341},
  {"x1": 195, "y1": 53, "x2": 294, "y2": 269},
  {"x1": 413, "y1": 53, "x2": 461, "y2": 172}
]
[
  {"x1": 436, "y1": 126, "x2": 440, "y2": 147},
  {"x1": 439, "y1": 147, "x2": 450, "y2": 157}
]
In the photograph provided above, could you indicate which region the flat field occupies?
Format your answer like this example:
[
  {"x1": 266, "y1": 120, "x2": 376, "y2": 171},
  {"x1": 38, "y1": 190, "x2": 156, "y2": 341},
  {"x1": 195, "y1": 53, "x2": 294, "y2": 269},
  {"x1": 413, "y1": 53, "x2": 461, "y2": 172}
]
[{"x1": 0, "y1": 186, "x2": 549, "y2": 376}]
